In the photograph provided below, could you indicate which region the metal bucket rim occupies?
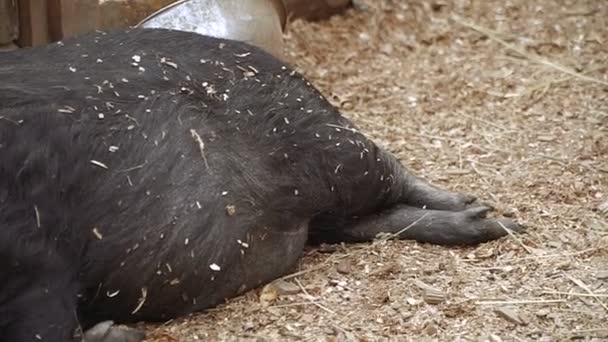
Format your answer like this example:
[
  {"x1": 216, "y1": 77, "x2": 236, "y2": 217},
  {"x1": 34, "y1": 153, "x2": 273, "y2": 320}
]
[{"x1": 135, "y1": 0, "x2": 287, "y2": 31}]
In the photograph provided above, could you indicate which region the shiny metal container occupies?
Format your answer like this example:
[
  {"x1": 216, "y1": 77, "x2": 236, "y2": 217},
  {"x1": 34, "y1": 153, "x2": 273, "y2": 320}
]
[{"x1": 137, "y1": 0, "x2": 287, "y2": 58}]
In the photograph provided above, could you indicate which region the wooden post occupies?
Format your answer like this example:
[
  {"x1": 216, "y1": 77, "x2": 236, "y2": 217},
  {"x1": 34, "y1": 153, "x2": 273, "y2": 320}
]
[
  {"x1": 47, "y1": 0, "x2": 64, "y2": 41},
  {"x1": 15, "y1": 0, "x2": 101, "y2": 47},
  {"x1": 0, "y1": 0, "x2": 19, "y2": 45},
  {"x1": 16, "y1": 0, "x2": 50, "y2": 47}
]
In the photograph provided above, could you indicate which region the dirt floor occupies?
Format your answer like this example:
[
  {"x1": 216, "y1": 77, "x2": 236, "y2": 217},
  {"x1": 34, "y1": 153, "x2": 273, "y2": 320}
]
[{"x1": 143, "y1": 0, "x2": 608, "y2": 340}]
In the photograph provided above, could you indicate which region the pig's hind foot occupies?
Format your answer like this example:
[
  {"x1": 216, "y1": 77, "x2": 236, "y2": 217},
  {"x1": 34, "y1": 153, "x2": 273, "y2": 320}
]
[
  {"x1": 400, "y1": 174, "x2": 481, "y2": 211},
  {"x1": 311, "y1": 205, "x2": 524, "y2": 246}
]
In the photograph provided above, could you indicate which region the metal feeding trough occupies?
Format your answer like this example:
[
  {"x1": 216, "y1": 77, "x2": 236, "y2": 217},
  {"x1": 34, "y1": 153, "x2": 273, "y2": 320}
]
[{"x1": 136, "y1": 0, "x2": 287, "y2": 58}]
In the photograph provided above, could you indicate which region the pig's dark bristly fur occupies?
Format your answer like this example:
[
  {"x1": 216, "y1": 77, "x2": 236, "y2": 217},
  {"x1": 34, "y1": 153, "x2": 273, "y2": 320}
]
[{"x1": 0, "y1": 28, "x2": 522, "y2": 341}]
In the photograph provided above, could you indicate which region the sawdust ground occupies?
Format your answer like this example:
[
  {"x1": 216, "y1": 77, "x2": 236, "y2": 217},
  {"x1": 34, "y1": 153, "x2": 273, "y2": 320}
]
[{"x1": 142, "y1": 0, "x2": 608, "y2": 340}]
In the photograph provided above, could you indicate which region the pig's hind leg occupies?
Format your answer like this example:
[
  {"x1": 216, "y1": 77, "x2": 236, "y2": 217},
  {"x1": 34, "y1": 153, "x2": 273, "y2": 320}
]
[
  {"x1": 399, "y1": 172, "x2": 479, "y2": 211},
  {"x1": 311, "y1": 205, "x2": 523, "y2": 246},
  {"x1": 310, "y1": 149, "x2": 523, "y2": 245}
]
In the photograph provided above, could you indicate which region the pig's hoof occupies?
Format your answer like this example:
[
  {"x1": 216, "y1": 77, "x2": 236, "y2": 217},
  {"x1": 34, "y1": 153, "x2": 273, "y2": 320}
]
[
  {"x1": 461, "y1": 193, "x2": 478, "y2": 206},
  {"x1": 464, "y1": 206, "x2": 492, "y2": 219},
  {"x1": 462, "y1": 207, "x2": 526, "y2": 242},
  {"x1": 494, "y1": 217, "x2": 526, "y2": 234},
  {"x1": 446, "y1": 193, "x2": 479, "y2": 211},
  {"x1": 83, "y1": 321, "x2": 145, "y2": 342}
]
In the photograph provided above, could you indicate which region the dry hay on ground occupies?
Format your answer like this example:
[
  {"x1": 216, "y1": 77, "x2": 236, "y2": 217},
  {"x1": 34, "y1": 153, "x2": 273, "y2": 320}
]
[{"x1": 143, "y1": 0, "x2": 608, "y2": 340}]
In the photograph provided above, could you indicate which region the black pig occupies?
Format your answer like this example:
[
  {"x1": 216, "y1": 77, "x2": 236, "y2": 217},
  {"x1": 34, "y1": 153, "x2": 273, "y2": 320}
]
[{"x1": 0, "y1": 28, "x2": 522, "y2": 341}]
